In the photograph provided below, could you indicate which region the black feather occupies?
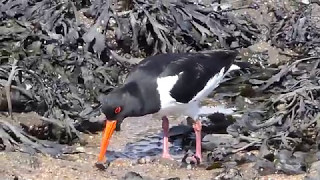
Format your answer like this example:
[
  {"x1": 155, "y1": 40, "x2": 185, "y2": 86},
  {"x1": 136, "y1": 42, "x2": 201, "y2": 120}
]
[{"x1": 126, "y1": 50, "x2": 238, "y2": 104}]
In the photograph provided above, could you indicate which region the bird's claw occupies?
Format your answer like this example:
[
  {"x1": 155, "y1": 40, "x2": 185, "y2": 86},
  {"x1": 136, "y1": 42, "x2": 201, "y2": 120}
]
[
  {"x1": 190, "y1": 155, "x2": 201, "y2": 165},
  {"x1": 182, "y1": 151, "x2": 201, "y2": 166}
]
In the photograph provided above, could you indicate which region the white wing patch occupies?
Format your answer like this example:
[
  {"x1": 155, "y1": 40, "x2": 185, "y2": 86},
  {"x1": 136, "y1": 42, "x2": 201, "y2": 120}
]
[
  {"x1": 155, "y1": 65, "x2": 239, "y2": 119},
  {"x1": 190, "y1": 67, "x2": 226, "y2": 102},
  {"x1": 156, "y1": 73, "x2": 181, "y2": 109}
]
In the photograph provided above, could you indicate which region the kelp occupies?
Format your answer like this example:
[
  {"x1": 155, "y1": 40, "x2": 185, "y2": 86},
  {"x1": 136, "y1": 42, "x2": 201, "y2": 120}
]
[
  {"x1": 1, "y1": 0, "x2": 320, "y2": 177},
  {"x1": 0, "y1": 0, "x2": 261, "y2": 155},
  {"x1": 0, "y1": 0, "x2": 130, "y2": 155},
  {"x1": 84, "y1": 0, "x2": 260, "y2": 59}
]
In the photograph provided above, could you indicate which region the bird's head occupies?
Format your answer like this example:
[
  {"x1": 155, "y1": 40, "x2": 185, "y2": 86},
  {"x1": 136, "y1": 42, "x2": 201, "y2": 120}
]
[
  {"x1": 97, "y1": 87, "x2": 140, "y2": 163},
  {"x1": 101, "y1": 91, "x2": 127, "y2": 122}
]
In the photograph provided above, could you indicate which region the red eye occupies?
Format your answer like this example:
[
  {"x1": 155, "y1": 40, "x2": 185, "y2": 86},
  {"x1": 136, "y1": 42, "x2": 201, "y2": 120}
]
[{"x1": 114, "y1": 107, "x2": 122, "y2": 114}]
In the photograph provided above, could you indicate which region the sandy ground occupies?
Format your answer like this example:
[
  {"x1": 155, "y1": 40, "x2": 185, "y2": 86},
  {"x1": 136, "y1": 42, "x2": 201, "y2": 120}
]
[{"x1": 0, "y1": 112, "x2": 307, "y2": 180}]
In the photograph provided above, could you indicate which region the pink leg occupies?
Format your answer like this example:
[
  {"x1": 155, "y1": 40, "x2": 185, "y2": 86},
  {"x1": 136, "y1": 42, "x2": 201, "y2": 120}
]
[
  {"x1": 162, "y1": 116, "x2": 173, "y2": 159},
  {"x1": 193, "y1": 120, "x2": 202, "y2": 162}
]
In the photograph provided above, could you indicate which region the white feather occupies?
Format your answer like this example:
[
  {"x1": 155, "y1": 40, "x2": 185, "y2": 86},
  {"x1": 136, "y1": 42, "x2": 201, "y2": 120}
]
[
  {"x1": 155, "y1": 73, "x2": 198, "y2": 118},
  {"x1": 156, "y1": 73, "x2": 181, "y2": 109},
  {"x1": 154, "y1": 64, "x2": 238, "y2": 119},
  {"x1": 229, "y1": 64, "x2": 240, "y2": 71},
  {"x1": 190, "y1": 67, "x2": 225, "y2": 103}
]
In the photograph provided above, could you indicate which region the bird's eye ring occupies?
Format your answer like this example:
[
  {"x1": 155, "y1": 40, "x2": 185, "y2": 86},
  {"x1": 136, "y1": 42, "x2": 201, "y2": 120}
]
[{"x1": 114, "y1": 107, "x2": 122, "y2": 114}]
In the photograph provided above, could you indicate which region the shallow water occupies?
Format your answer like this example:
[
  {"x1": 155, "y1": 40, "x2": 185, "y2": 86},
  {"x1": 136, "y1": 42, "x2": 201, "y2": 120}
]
[
  {"x1": 105, "y1": 103, "x2": 235, "y2": 161},
  {"x1": 106, "y1": 128, "x2": 186, "y2": 161}
]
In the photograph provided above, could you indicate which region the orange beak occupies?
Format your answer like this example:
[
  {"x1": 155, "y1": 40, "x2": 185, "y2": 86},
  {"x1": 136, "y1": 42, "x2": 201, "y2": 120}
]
[{"x1": 97, "y1": 120, "x2": 117, "y2": 163}]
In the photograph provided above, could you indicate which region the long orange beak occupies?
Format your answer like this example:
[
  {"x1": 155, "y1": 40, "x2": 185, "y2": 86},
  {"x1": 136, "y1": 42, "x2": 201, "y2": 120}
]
[{"x1": 97, "y1": 120, "x2": 117, "y2": 163}]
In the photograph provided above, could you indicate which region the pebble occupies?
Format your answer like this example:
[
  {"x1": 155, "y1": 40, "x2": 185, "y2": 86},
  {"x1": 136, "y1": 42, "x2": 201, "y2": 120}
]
[
  {"x1": 138, "y1": 157, "x2": 146, "y2": 164},
  {"x1": 166, "y1": 178, "x2": 181, "y2": 180},
  {"x1": 301, "y1": 0, "x2": 310, "y2": 4},
  {"x1": 111, "y1": 158, "x2": 133, "y2": 167},
  {"x1": 145, "y1": 156, "x2": 151, "y2": 163},
  {"x1": 158, "y1": 157, "x2": 180, "y2": 168},
  {"x1": 95, "y1": 161, "x2": 110, "y2": 170},
  {"x1": 75, "y1": 147, "x2": 85, "y2": 152},
  {"x1": 276, "y1": 103, "x2": 286, "y2": 111},
  {"x1": 137, "y1": 156, "x2": 152, "y2": 164}
]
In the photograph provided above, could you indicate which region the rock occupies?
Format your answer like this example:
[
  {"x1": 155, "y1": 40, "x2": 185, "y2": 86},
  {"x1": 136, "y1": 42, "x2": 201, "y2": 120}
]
[
  {"x1": 122, "y1": 172, "x2": 144, "y2": 180},
  {"x1": 75, "y1": 146, "x2": 85, "y2": 152},
  {"x1": 305, "y1": 176, "x2": 320, "y2": 180},
  {"x1": 138, "y1": 157, "x2": 146, "y2": 164},
  {"x1": 145, "y1": 156, "x2": 152, "y2": 164},
  {"x1": 240, "y1": 163, "x2": 259, "y2": 180},
  {"x1": 166, "y1": 177, "x2": 180, "y2": 180},
  {"x1": 276, "y1": 103, "x2": 286, "y2": 111},
  {"x1": 301, "y1": 0, "x2": 310, "y2": 4},
  {"x1": 254, "y1": 158, "x2": 277, "y2": 176},
  {"x1": 157, "y1": 157, "x2": 180, "y2": 168},
  {"x1": 122, "y1": 171, "x2": 154, "y2": 180},
  {"x1": 305, "y1": 161, "x2": 320, "y2": 180},
  {"x1": 95, "y1": 161, "x2": 110, "y2": 170},
  {"x1": 274, "y1": 149, "x2": 307, "y2": 175},
  {"x1": 248, "y1": 41, "x2": 270, "y2": 53},
  {"x1": 311, "y1": 4, "x2": 320, "y2": 29},
  {"x1": 247, "y1": 41, "x2": 292, "y2": 65},
  {"x1": 137, "y1": 156, "x2": 152, "y2": 164},
  {"x1": 202, "y1": 134, "x2": 238, "y2": 151},
  {"x1": 214, "y1": 168, "x2": 242, "y2": 180}
]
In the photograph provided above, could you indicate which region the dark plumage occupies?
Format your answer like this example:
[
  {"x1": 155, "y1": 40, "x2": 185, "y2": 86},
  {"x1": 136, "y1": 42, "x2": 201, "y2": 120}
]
[
  {"x1": 101, "y1": 50, "x2": 238, "y2": 121},
  {"x1": 97, "y1": 50, "x2": 240, "y2": 165}
]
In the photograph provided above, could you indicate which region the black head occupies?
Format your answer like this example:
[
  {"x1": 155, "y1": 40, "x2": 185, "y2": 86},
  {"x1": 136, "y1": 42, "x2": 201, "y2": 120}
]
[
  {"x1": 101, "y1": 91, "x2": 126, "y2": 122},
  {"x1": 97, "y1": 83, "x2": 145, "y2": 163},
  {"x1": 100, "y1": 85, "x2": 142, "y2": 124}
]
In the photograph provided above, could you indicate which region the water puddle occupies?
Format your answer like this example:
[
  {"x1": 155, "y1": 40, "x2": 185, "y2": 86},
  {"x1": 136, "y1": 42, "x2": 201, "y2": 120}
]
[
  {"x1": 107, "y1": 132, "x2": 186, "y2": 161},
  {"x1": 105, "y1": 103, "x2": 235, "y2": 161},
  {"x1": 123, "y1": 134, "x2": 184, "y2": 159}
]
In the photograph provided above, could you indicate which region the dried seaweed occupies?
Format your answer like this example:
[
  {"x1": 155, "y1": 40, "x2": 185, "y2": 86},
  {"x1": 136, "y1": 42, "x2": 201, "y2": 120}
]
[
  {"x1": 1, "y1": 0, "x2": 320, "y2": 177},
  {"x1": 0, "y1": 0, "x2": 130, "y2": 155},
  {"x1": 209, "y1": 55, "x2": 320, "y2": 175},
  {"x1": 84, "y1": 0, "x2": 260, "y2": 58},
  {"x1": 0, "y1": 0, "x2": 262, "y2": 154}
]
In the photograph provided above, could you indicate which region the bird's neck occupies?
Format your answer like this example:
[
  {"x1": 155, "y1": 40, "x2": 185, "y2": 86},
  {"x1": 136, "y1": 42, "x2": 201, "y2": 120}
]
[
  {"x1": 118, "y1": 82, "x2": 145, "y2": 117},
  {"x1": 120, "y1": 82, "x2": 160, "y2": 117}
]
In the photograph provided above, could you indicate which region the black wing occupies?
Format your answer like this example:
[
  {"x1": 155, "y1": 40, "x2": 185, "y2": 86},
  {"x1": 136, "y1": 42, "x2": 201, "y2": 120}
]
[
  {"x1": 160, "y1": 50, "x2": 238, "y2": 103},
  {"x1": 125, "y1": 50, "x2": 238, "y2": 104}
]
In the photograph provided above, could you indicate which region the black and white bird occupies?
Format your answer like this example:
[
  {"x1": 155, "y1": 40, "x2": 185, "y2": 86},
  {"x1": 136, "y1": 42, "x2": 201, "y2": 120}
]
[{"x1": 96, "y1": 50, "x2": 241, "y2": 166}]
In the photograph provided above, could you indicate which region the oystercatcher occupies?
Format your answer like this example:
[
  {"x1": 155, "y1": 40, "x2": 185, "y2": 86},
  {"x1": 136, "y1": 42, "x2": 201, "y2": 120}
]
[{"x1": 97, "y1": 50, "x2": 241, "y2": 166}]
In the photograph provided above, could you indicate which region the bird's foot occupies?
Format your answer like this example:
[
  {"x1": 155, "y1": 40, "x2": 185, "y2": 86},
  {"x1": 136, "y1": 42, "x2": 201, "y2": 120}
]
[
  {"x1": 181, "y1": 151, "x2": 203, "y2": 168},
  {"x1": 190, "y1": 154, "x2": 201, "y2": 165},
  {"x1": 161, "y1": 153, "x2": 174, "y2": 160}
]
